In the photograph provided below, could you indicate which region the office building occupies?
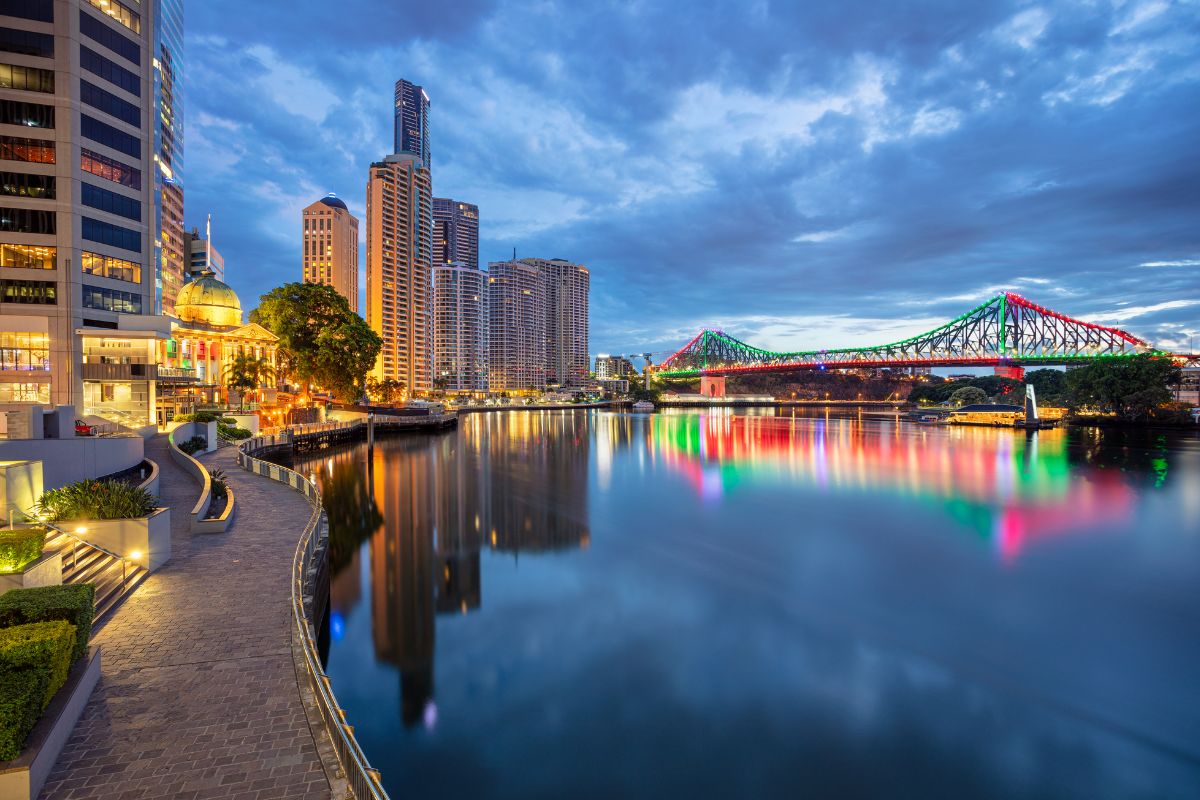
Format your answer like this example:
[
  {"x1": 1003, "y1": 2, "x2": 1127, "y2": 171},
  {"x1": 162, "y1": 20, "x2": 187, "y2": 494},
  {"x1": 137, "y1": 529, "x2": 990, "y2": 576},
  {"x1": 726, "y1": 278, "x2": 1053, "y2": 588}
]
[
  {"x1": 366, "y1": 153, "x2": 432, "y2": 393},
  {"x1": 151, "y1": 0, "x2": 184, "y2": 315},
  {"x1": 595, "y1": 355, "x2": 635, "y2": 380},
  {"x1": 526, "y1": 258, "x2": 590, "y2": 388},
  {"x1": 486, "y1": 259, "x2": 545, "y2": 392},
  {"x1": 302, "y1": 193, "x2": 358, "y2": 312},
  {"x1": 432, "y1": 197, "x2": 478, "y2": 270},
  {"x1": 431, "y1": 262, "x2": 486, "y2": 392},
  {"x1": 182, "y1": 219, "x2": 223, "y2": 280},
  {"x1": 0, "y1": 0, "x2": 169, "y2": 427},
  {"x1": 393, "y1": 79, "x2": 429, "y2": 171}
]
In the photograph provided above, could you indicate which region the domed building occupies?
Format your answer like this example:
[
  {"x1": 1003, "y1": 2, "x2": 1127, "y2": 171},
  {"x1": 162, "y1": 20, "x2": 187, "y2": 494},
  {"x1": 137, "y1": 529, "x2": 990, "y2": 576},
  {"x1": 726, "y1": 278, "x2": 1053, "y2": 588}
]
[{"x1": 156, "y1": 269, "x2": 280, "y2": 422}]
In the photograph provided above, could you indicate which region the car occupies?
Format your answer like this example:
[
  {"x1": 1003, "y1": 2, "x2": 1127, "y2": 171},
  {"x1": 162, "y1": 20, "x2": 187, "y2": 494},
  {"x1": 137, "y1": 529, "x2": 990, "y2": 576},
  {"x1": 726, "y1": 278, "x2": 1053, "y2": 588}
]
[{"x1": 74, "y1": 419, "x2": 96, "y2": 436}]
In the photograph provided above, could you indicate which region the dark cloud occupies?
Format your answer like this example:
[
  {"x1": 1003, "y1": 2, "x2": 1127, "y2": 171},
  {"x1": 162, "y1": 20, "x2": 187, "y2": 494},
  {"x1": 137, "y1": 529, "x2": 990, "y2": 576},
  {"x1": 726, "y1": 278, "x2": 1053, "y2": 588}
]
[{"x1": 183, "y1": 0, "x2": 1200, "y2": 357}]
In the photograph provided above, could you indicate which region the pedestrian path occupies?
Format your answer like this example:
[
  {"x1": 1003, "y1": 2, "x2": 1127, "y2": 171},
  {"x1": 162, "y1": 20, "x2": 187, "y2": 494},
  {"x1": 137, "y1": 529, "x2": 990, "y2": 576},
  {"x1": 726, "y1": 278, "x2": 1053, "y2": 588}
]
[{"x1": 39, "y1": 436, "x2": 332, "y2": 799}]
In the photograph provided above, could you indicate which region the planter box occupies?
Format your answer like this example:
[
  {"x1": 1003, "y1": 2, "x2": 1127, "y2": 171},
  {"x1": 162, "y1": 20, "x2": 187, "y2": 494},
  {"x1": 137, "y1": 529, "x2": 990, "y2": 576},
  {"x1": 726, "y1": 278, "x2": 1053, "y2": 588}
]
[
  {"x1": 0, "y1": 646, "x2": 101, "y2": 800},
  {"x1": 192, "y1": 485, "x2": 235, "y2": 534},
  {"x1": 0, "y1": 551, "x2": 62, "y2": 597},
  {"x1": 0, "y1": 462, "x2": 42, "y2": 523},
  {"x1": 70, "y1": 508, "x2": 171, "y2": 571}
]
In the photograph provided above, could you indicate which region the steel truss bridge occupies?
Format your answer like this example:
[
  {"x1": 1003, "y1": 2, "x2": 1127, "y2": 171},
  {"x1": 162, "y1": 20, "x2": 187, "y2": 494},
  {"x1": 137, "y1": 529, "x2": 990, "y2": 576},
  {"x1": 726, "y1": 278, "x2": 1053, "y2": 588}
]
[{"x1": 657, "y1": 293, "x2": 1177, "y2": 378}]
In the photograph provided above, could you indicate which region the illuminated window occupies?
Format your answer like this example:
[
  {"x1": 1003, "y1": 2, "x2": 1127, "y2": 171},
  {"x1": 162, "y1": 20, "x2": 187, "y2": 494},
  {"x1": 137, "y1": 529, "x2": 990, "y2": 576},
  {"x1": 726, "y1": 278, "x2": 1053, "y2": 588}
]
[
  {"x1": 0, "y1": 63, "x2": 54, "y2": 93},
  {"x1": 0, "y1": 332, "x2": 48, "y2": 370},
  {"x1": 81, "y1": 251, "x2": 139, "y2": 283},
  {"x1": 0, "y1": 382, "x2": 48, "y2": 402},
  {"x1": 0, "y1": 171, "x2": 54, "y2": 198},
  {"x1": 81, "y1": 148, "x2": 141, "y2": 189},
  {"x1": 0, "y1": 243, "x2": 54, "y2": 269},
  {"x1": 86, "y1": 0, "x2": 140, "y2": 34}
]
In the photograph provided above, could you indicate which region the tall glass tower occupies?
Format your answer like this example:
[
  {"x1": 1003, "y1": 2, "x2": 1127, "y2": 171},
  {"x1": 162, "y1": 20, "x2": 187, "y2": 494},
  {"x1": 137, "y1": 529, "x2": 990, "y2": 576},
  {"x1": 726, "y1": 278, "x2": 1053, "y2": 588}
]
[
  {"x1": 393, "y1": 79, "x2": 430, "y2": 169},
  {"x1": 152, "y1": 0, "x2": 185, "y2": 314}
]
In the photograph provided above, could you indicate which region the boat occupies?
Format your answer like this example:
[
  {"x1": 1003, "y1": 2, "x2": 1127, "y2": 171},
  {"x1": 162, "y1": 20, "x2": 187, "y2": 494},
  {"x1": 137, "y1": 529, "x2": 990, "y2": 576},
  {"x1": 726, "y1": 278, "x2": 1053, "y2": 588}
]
[
  {"x1": 632, "y1": 400, "x2": 655, "y2": 412},
  {"x1": 916, "y1": 413, "x2": 945, "y2": 424}
]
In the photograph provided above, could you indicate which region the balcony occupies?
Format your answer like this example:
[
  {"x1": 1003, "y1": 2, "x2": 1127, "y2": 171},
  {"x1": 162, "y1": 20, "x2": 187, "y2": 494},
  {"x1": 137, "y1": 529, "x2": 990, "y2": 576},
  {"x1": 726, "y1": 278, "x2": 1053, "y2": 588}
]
[
  {"x1": 81, "y1": 362, "x2": 158, "y2": 381},
  {"x1": 158, "y1": 366, "x2": 198, "y2": 381}
]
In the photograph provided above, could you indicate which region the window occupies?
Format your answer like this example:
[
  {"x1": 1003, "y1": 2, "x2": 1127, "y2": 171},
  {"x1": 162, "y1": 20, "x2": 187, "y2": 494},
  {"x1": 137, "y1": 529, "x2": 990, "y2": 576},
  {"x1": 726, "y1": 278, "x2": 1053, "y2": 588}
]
[
  {"x1": 82, "y1": 283, "x2": 141, "y2": 313},
  {"x1": 0, "y1": 1, "x2": 53, "y2": 23},
  {"x1": 0, "y1": 98, "x2": 53, "y2": 128},
  {"x1": 85, "y1": 0, "x2": 138, "y2": 34},
  {"x1": 80, "y1": 148, "x2": 139, "y2": 189},
  {"x1": 80, "y1": 80, "x2": 139, "y2": 127},
  {"x1": 0, "y1": 206, "x2": 53, "y2": 234},
  {"x1": 0, "y1": 26, "x2": 52, "y2": 58},
  {"x1": 0, "y1": 134, "x2": 53, "y2": 163},
  {"x1": 80, "y1": 114, "x2": 139, "y2": 158},
  {"x1": 0, "y1": 331, "x2": 48, "y2": 370},
  {"x1": 0, "y1": 63, "x2": 53, "y2": 93},
  {"x1": 82, "y1": 182, "x2": 139, "y2": 220},
  {"x1": 82, "y1": 251, "x2": 139, "y2": 283},
  {"x1": 0, "y1": 278, "x2": 54, "y2": 304},
  {"x1": 0, "y1": 382, "x2": 48, "y2": 402},
  {"x1": 79, "y1": 45, "x2": 138, "y2": 96},
  {"x1": 0, "y1": 170, "x2": 52, "y2": 198},
  {"x1": 82, "y1": 216, "x2": 139, "y2": 251},
  {"x1": 0, "y1": 243, "x2": 53, "y2": 269},
  {"x1": 79, "y1": 11, "x2": 138, "y2": 65}
]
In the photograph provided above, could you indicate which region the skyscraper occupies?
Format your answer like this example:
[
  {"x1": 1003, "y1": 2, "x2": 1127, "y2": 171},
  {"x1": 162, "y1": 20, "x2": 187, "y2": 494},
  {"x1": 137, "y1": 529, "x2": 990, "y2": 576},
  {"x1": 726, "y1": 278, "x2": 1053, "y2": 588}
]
[
  {"x1": 0, "y1": 0, "x2": 168, "y2": 425},
  {"x1": 432, "y1": 262, "x2": 486, "y2": 392},
  {"x1": 183, "y1": 219, "x2": 224, "y2": 280},
  {"x1": 152, "y1": 0, "x2": 184, "y2": 315},
  {"x1": 302, "y1": 193, "x2": 359, "y2": 312},
  {"x1": 366, "y1": 153, "x2": 432, "y2": 393},
  {"x1": 432, "y1": 197, "x2": 478, "y2": 270},
  {"x1": 525, "y1": 258, "x2": 590, "y2": 388},
  {"x1": 486, "y1": 260, "x2": 546, "y2": 392},
  {"x1": 393, "y1": 79, "x2": 429, "y2": 171}
]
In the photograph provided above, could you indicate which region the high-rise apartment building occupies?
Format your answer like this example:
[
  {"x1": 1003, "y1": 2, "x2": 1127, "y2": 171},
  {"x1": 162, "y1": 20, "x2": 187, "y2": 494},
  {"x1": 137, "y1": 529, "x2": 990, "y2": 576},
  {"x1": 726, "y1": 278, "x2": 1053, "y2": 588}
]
[
  {"x1": 393, "y1": 79, "x2": 429, "y2": 171},
  {"x1": 366, "y1": 153, "x2": 432, "y2": 393},
  {"x1": 302, "y1": 193, "x2": 359, "y2": 312},
  {"x1": 595, "y1": 355, "x2": 635, "y2": 379},
  {"x1": 486, "y1": 260, "x2": 546, "y2": 392},
  {"x1": 182, "y1": 218, "x2": 223, "y2": 280},
  {"x1": 525, "y1": 258, "x2": 590, "y2": 388},
  {"x1": 432, "y1": 262, "x2": 486, "y2": 392},
  {"x1": 151, "y1": 0, "x2": 183, "y2": 315},
  {"x1": 432, "y1": 197, "x2": 477, "y2": 270},
  {"x1": 0, "y1": 0, "x2": 170, "y2": 425}
]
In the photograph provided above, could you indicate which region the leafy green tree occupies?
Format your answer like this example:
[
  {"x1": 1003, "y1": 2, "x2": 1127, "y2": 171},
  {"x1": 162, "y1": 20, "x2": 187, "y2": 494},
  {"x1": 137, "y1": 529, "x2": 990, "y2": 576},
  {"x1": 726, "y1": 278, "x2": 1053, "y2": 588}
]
[
  {"x1": 950, "y1": 386, "x2": 988, "y2": 406},
  {"x1": 223, "y1": 352, "x2": 275, "y2": 409},
  {"x1": 250, "y1": 282, "x2": 380, "y2": 401},
  {"x1": 1024, "y1": 369, "x2": 1067, "y2": 403},
  {"x1": 366, "y1": 377, "x2": 406, "y2": 404},
  {"x1": 1065, "y1": 354, "x2": 1181, "y2": 419}
]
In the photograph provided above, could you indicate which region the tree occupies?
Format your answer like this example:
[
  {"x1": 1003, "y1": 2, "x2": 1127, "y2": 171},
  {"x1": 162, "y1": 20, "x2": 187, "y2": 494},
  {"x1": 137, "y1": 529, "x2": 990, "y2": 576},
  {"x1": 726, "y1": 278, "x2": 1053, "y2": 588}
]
[
  {"x1": 251, "y1": 282, "x2": 381, "y2": 402},
  {"x1": 223, "y1": 353, "x2": 275, "y2": 409},
  {"x1": 1065, "y1": 354, "x2": 1181, "y2": 419},
  {"x1": 366, "y1": 377, "x2": 406, "y2": 405},
  {"x1": 1024, "y1": 369, "x2": 1067, "y2": 403},
  {"x1": 950, "y1": 386, "x2": 988, "y2": 406}
]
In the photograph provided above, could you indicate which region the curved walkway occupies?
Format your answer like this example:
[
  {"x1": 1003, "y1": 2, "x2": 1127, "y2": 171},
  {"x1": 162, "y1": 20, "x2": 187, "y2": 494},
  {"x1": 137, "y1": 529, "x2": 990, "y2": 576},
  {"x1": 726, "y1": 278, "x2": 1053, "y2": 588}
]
[{"x1": 39, "y1": 436, "x2": 332, "y2": 799}]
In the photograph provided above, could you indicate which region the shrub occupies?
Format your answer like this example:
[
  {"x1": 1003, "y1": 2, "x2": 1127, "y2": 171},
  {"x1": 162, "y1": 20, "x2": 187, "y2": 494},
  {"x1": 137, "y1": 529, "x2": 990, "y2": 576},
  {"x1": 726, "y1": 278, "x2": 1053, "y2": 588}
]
[
  {"x1": 0, "y1": 667, "x2": 46, "y2": 761},
  {"x1": 0, "y1": 621, "x2": 75, "y2": 709},
  {"x1": 37, "y1": 479, "x2": 155, "y2": 522},
  {"x1": 0, "y1": 527, "x2": 46, "y2": 575},
  {"x1": 218, "y1": 423, "x2": 251, "y2": 440},
  {"x1": 176, "y1": 410, "x2": 233, "y2": 424},
  {"x1": 209, "y1": 468, "x2": 229, "y2": 500},
  {"x1": 178, "y1": 436, "x2": 207, "y2": 455},
  {"x1": 0, "y1": 584, "x2": 95, "y2": 662}
]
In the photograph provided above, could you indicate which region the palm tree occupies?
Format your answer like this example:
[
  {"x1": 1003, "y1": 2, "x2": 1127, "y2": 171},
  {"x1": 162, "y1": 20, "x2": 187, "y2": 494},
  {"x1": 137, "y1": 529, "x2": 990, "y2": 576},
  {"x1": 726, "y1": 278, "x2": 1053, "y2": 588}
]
[{"x1": 224, "y1": 353, "x2": 276, "y2": 410}]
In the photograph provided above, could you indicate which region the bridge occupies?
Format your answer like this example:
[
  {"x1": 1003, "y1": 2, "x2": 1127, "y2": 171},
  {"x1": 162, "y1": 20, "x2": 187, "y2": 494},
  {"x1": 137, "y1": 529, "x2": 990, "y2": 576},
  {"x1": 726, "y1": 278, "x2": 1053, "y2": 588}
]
[{"x1": 656, "y1": 292, "x2": 1174, "y2": 378}]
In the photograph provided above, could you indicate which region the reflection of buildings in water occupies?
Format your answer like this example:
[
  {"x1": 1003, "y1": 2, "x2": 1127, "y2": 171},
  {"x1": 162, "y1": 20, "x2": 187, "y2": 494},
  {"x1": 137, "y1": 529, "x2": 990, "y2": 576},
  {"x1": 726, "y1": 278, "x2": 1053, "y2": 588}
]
[{"x1": 650, "y1": 414, "x2": 1136, "y2": 562}]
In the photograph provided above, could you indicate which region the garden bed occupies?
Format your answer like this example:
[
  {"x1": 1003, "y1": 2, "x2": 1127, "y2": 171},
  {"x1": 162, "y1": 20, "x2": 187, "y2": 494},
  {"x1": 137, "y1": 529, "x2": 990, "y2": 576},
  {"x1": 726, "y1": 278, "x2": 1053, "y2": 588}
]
[{"x1": 94, "y1": 460, "x2": 154, "y2": 489}]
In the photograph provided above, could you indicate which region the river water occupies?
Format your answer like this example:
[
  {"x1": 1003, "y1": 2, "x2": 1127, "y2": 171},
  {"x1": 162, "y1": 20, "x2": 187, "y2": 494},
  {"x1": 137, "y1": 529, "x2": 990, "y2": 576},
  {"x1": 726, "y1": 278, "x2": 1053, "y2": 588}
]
[{"x1": 291, "y1": 409, "x2": 1200, "y2": 799}]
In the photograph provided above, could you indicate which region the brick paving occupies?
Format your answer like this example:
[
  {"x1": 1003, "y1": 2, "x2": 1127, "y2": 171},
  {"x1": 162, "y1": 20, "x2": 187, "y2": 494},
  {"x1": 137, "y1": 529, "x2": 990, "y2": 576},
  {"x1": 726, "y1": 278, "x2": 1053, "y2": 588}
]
[{"x1": 39, "y1": 436, "x2": 333, "y2": 799}]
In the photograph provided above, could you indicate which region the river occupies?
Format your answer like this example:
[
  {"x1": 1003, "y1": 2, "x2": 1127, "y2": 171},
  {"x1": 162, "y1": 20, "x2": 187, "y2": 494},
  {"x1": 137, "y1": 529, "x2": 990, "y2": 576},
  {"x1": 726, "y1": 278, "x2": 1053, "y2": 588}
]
[{"x1": 288, "y1": 409, "x2": 1200, "y2": 799}]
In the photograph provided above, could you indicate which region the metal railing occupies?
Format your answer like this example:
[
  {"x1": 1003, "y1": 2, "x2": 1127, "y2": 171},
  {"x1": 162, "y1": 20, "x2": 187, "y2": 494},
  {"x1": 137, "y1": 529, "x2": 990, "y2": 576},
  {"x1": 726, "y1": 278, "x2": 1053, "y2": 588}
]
[{"x1": 236, "y1": 434, "x2": 389, "y2": 800}]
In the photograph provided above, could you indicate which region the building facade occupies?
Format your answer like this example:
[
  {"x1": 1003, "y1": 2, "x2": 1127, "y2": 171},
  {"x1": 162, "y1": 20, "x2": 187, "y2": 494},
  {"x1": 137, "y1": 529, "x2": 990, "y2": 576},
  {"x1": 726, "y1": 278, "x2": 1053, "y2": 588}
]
[
  {"x1": 431, "y1": 262, "x2": 486, "y2": 392},
  {"x1": 366, "y1": 153, "x2": 432, "y2": 394},
  {"x1": 393, "y1": 79, "x2": 429, "y2": 171},
  {"x1": 432, "y1": 197, "x2": 477, "y2": 270},
  {"x1": 595, "y1": 355, "x2": 635, "y2": 380},
  {"x1": 151, "y1": 0, "x2": 183, "y2": 315},
  {"x1": 302, "y1": 193, "x2": 358, "y2": 312},
  {"x1": 526, "y1": 258, "x2": 589, "y2": 388},
  {"x1": 0, "y1": 0, "x2": 168, "y2": 427},
  {"x1": 486, "y1": 259, "x2": 545, "y2": 392},
  {"x1": 182, "y1": 222, "x2": 223, "y2": 280}
]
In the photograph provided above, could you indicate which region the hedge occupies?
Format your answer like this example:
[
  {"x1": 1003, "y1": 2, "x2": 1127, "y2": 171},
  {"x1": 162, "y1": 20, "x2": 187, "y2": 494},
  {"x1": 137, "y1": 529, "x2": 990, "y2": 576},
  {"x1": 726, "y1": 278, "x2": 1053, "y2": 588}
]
[
  {"x1": 0, "y1": 527, "x2": 46, "y2": 575},
  {"x1": 0, "y1": 667, "x2": 46, "y2": 762},
  {"x1": 0, "y1": 584, "x2": 95, "y2": 662},
  {"x1": 0, "y1": 621, "x2": 75, "y2": 709}
]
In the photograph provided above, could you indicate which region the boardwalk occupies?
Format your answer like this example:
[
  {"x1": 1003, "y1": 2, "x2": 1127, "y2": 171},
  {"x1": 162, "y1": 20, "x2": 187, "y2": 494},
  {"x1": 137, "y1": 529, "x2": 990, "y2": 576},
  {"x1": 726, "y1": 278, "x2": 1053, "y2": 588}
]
[{"x1": 39, "y1": 437, "x2": 332, "y2": 800}]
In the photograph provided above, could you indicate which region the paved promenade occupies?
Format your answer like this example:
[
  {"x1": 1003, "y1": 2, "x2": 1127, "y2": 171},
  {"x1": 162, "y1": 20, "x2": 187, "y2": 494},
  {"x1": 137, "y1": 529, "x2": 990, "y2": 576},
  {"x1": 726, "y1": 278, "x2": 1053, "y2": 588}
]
[{"x1": 40, "y1": 437, "x2": 332, "y2": 799}]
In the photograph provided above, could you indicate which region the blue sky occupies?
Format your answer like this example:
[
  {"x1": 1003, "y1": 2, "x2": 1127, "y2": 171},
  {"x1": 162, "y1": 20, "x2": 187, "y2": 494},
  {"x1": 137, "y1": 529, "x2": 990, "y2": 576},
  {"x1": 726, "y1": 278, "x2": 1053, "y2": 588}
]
[{"x1": 184, "y1": 0, "x2": 1200, "y2": 359}]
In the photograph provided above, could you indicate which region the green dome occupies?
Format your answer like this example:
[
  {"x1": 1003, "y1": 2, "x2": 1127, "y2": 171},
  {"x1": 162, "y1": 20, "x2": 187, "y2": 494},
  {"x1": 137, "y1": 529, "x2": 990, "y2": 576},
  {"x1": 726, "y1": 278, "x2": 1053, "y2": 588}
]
[{"x1": 175, "y1": 269, "x2": 242, "y2": 327}]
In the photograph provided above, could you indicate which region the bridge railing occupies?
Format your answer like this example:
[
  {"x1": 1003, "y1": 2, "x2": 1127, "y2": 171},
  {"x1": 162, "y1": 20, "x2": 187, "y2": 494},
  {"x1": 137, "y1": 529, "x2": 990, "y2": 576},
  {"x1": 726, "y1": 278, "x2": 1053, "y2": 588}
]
[{"x1": 236, "y1": 434, "x2": 389, "y2": 800}]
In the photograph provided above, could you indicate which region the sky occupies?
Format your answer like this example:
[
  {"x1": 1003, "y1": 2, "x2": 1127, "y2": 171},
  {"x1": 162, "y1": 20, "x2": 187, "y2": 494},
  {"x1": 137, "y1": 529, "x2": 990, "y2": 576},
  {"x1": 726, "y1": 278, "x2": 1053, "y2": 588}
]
[{"x1": 184, "y1": 0, "x2": 1200, "y2": 360}]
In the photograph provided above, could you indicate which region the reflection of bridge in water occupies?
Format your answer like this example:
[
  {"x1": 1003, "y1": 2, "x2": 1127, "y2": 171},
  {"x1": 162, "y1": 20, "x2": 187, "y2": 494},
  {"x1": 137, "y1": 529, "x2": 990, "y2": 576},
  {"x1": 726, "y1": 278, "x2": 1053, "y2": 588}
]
[{"x1": 648, "y1": 413, "x2": 1136, "y2": 563}]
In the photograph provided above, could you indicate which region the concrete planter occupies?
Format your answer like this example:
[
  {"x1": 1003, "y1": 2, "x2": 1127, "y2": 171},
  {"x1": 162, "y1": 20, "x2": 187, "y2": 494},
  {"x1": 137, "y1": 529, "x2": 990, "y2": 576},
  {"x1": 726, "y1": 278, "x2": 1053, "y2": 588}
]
[
  {"x1": 0, "y1": 646, "x2": 101, "y2": 800},
  {"x1": 0, "y1": 551, "x2": 62, "y2": 597},
  {"x1": 137, "y1": 458, "x2": 160, "y2": 499},
  {"x1": 192, "y1": 485, "x2": 235, "y2": 534},
  {"x1": 69, "y1": 508, "x2": 171, "y2": 571}
]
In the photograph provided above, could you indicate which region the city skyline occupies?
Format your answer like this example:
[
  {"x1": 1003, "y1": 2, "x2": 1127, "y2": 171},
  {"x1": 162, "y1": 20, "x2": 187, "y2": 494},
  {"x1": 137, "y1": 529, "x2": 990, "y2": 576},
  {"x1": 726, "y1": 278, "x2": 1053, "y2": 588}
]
[{"x1": 183, "y1": 1, "x2": 1198, "y2": 359}]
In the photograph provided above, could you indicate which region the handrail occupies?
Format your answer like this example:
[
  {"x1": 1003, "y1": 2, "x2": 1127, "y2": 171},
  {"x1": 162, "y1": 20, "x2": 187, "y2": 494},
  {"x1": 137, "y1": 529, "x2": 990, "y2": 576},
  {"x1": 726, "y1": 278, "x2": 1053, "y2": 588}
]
[
  {"x1": 236, "y1": 434, "x2": 389, "y2": 800},
  {"x1": 23, "y1": 514, "x2": 143, "y2": 608}
]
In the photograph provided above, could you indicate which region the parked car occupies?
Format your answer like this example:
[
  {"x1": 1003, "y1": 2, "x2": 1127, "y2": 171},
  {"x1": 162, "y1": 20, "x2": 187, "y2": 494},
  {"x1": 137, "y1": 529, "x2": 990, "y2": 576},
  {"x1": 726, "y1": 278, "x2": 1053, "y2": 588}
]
[{"x1": 74, "y1": 419, "x2": 96, "y2": 436}]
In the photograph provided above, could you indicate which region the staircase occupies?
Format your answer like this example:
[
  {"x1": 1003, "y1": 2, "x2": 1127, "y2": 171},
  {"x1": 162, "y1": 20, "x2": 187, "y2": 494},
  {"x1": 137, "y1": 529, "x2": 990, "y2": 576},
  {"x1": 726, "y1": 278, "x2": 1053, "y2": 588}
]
[{"x1": 43, "y1": 529, "x2": 148, "y2": 626}]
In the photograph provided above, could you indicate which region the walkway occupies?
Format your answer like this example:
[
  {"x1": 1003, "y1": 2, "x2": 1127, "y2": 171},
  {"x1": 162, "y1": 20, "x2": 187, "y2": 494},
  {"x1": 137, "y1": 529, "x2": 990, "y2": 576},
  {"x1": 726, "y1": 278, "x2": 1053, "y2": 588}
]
[{"x1": 39, "y1": 436, "x2": 332, "y2": 799}]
